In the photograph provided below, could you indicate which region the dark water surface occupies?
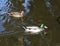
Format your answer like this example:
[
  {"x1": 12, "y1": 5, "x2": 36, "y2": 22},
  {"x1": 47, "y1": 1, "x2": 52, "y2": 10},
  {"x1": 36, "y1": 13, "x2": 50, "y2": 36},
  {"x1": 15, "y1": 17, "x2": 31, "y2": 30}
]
[{"x1": 0, "y1": 0, "x2": 60, "y2": 46}]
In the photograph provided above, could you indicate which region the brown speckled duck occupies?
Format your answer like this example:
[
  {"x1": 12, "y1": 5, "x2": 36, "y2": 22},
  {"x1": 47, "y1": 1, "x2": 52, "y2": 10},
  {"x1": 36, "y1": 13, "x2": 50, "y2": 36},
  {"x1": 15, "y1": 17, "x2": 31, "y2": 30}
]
[{"x1": 8, "y1": 11, "x2": 24, "y2": 21}]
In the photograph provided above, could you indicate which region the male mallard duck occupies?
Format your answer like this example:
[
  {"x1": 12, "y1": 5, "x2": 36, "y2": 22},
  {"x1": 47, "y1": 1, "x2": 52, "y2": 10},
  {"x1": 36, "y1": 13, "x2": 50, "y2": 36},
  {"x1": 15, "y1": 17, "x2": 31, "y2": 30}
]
[
  {"x1": 22, "y1": 24, "x2": 48, "y2": 34},
  {"x1": 24, "y1": 26, "x2": 44, "y2": 34},
  {"x1": 23, "y1": 24, "x2": 48, "y2": 34},
  {"x1": 8, "y1": 11, "x2": 24, "y2": 21}
]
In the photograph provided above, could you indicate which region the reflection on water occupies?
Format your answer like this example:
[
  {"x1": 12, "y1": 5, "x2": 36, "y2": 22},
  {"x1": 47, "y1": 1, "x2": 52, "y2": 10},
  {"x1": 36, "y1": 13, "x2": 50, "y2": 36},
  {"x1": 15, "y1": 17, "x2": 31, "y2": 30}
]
[
  {"x1": 0, "y1": 0, "x2": 13, "y2": 15},
  {"x1": 22, "y1": 0, "x2": 33, "y2": 15},
  {"x1": 0, "y1": 0, "x2": 13, "y2": 32},
  {"x1": 23, "y1": 35, "x2": 31, "y2": 46},
  {"x1": 44, "y1": 0, "x2": 55, "y2": 16}
]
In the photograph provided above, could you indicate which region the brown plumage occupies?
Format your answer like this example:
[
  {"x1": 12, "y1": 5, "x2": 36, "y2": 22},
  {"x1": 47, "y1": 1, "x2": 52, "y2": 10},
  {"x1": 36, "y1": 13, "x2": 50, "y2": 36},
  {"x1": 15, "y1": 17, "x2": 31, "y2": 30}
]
[
  {"x1": 8, "y1": 11, "x2": 24, "y2": 21},
  {"x1": 8, "y1": 11, "x2": 24, "y2": 18}
]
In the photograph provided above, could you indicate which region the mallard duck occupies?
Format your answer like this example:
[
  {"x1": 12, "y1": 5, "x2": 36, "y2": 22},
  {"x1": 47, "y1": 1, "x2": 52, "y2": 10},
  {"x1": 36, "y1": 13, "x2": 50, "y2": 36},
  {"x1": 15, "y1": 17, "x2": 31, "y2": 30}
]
[
  {"x1": 22, "y1": 24, "x2": 48, "y2": 34},
  {"x1": 22, "y1": 26, "x2": 45, "y2": 34},
  {"x1": 8, "y1": 11, "x2": 24, "y2": 21}
]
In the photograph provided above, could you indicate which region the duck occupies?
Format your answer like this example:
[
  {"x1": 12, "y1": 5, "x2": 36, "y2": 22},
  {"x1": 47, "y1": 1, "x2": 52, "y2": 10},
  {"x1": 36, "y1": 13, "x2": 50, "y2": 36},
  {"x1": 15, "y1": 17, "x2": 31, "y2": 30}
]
[
  {"x1": 22, "y1": 24, "x2": 48, "y2": 34},
  {"x1": 8, "y1": 11, "x2": 24, "y2": 21},
  {"x1": 23, "y1": 24, "x2": 48, "y2": 34}
]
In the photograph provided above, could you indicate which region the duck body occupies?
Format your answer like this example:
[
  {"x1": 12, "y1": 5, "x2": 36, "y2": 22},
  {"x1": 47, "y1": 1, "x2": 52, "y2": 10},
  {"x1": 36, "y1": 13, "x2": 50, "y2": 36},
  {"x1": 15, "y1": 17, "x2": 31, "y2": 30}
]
[
  {"x1": 8, "y1": 12, "x2": 23, "y2": 18},
  {"x1": 8, "y1": 11, "x2": 24, "y2": 18},
  {"x1": 24, "y1": 26, "x2": 45, "y2": 34}
]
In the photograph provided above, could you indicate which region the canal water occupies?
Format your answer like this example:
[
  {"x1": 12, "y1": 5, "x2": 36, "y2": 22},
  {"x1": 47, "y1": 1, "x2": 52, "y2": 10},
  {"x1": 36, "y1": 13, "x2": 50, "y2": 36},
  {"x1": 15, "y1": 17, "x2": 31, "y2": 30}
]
[{"x1": 0, "y1": 0, "x2": 60, "y2": 46}]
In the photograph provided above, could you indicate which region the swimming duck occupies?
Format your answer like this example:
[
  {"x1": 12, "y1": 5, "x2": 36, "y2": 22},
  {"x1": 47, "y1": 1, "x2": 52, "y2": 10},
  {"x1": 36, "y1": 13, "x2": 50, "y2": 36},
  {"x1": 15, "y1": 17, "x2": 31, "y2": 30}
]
[
  {"x1": 24, "y1": 26, "x2": 44, "y2": 34},
  {"x1": 8, "y1": 11, "x2": 24, "y2": 21},
  {"x1": 23, "y1": 24, "x2": 48, "y2": 34}
]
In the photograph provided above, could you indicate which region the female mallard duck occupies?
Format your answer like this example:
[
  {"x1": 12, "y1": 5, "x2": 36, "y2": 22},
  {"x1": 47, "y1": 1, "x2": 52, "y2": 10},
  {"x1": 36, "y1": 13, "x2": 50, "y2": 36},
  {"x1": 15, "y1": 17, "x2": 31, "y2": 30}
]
[{"x1": 8, "y1": 11, "x2": 24, "y2": 21}]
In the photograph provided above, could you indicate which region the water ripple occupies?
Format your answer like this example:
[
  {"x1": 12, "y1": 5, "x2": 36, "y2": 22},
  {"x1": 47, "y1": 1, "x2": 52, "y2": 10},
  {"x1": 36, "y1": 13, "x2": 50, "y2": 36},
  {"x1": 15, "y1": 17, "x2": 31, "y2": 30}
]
[
  {"x1": 44, "y1": 0, "x2": 54, "y2": 16},
  {"x1": 0, "y1": 0, "x2": 34, "y2": 35},
  {"x1": 0, "y1": 0, "x2": 13, "y2": 32},
  {"x1": 22, "y1": 0, "x2": 33, "y2": 15}
]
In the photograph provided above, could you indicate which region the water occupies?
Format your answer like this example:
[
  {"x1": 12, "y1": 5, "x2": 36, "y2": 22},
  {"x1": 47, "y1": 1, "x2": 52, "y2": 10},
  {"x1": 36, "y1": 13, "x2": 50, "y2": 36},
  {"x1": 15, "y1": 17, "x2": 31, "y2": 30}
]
[
  {"x1": 0, "y1": 0, "x2": 13, "y2": 32},
  {"x1": 22, "y1": 0, "x2": 31, "y2": 14},
  {"x1": 0, "y1": 0, "x2": 60, "y2": 46},
  {"x1": 44, "y1": 0, "x2": 55, "y2": 16}
]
